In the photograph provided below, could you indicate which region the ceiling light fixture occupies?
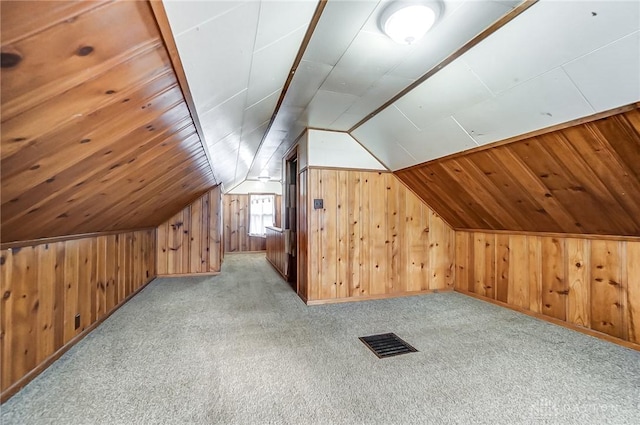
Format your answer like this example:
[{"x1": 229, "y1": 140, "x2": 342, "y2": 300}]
[{"x1": 380, "y1": 1, "x2": 442, "y2": 45}]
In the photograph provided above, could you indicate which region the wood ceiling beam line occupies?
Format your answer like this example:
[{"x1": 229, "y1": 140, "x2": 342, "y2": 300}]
[
  {"x1": 348, "y1": 0, "x2": 540, "y2": 134},
  {"x1": 148, "y1": 0, "x2": 217, "y2": 184},
  {"x1": 245, "y1": 0, "x2": 328, "y2": 180}
]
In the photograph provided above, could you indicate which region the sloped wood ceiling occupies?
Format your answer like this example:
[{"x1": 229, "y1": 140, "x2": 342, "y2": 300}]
[
  {"x1": 396, "y1": 107, "x2": 640, "y2": 236},
  {"x1": 1, "y1": 0, "x2": 216, "y2": 243}
]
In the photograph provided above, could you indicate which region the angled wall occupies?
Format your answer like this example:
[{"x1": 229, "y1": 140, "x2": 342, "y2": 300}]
[
  {"x1": 396, "y1": 108, "x2": 640, "y2": 236},
  {"x1": 157, "y1": 186, "x2": 222, "y2": 275},
  {"x1": 0, "y1": 229, "x2": 156, "y2": 402},
  {"x1": 1, "y1": 0, "x2": 216, "y2": 243}
]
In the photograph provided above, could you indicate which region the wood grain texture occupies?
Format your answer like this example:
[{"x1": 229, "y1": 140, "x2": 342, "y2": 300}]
[
  {"x1": 265, "y1": 227, "x2": 287, "y2": 279},
  {"x1": 0, "y1": 229, "x2": 156, "y2": 400},
  {"x1": 157, "y1": 186, "x2": 222, "y2": 275},
  {"x1": 455, "y1": 231, "x2": 640, "y2": 345},
  {"x1": 222, "y1": 194, "x2": 282, "y2": 253},
  {"x1": 396, "y1": 108, "x2": 640, "y2": 236},
  {"x1": 1, "y1": 0, "x2": 215, "y2": 243},
  {"x1": 300, "y1": 169, "x2": 455, "y2": 303}
]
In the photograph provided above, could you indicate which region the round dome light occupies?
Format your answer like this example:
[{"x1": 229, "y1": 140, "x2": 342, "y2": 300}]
[{"x1": 381, "y1": 2, "x2": 441, "y2": 45}]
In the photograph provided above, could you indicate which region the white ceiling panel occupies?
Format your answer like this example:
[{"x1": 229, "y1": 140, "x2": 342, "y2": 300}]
[
  {"x1": 390, "y1": 0, "x2": 513, "y2": 80},
  {"x1": 303, "y1": 90, "x2": 359, "y2": 128},
  {"x1": 200, "y1": 90, "x2": 246, "y2": 145},
  {"x1": 163, "y1": 1, "x2": 242, "y2": 36},
  {"x1": 303, "y1": 0, "x2": 381, "y2": 66},
  {"x1": 563, "y1": 31, "x2": 640, "y2": 112},
  {"x1": 254, "y1": 1, "x2": 318, "y2": 51},
  {"x1": 242, "y1": 90, "x2": 280, "y2": 136},
  {"x1": 173, "y1": 2, "x2": 260, "y2": 112},
  {"x1": 283, "y1": 60, "x2": 333, "y2": 108},
  {"x1": 398, "y1": 116, "x2": 478, "y2": 163},
  {"x1": 247, "y1": 27, "x2": 306, "y2": 106},
  {"x1": 463, "y1": 0, "x2": 640, "y2": 95},
  {"x1": 351, "y1": 105, "x2": 421, "y2": 170},
  {"x1": 453, "y1": 67, "x2": 595, "y2": 146},
  {"x1": 395, "y1": 58, "x2": 493, "y2": 126}
]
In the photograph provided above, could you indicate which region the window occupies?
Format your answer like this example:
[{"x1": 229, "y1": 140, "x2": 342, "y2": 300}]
[{"x1": 249, "y1": 194, "x2": 275, "y2": 236}]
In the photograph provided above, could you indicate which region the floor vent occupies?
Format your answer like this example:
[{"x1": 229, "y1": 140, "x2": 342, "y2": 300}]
[{"x1": 359, "y1": 333, "x2": 418, "y2": 358}]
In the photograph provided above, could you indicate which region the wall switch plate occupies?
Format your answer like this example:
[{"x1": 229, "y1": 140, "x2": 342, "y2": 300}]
[
  {"x1": 74, "y1": 314, "x2": 80, "y2": 330},
  {"x1": 314, "y1": 199, "x2": 323, "y2": 209}
]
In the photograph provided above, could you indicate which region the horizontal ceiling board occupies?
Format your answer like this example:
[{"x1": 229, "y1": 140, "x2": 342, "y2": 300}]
[
  {"x1": 395, "y1": 108, "x2": 640, "y2": 236},
  {"x1": 452, "y1": 67, "x2": 595, "y2": 146},
  {"x1": 162, "y1": 0, "x2": 241, "y2": 37},
  {"x1": 173, "y1": 1, "x2": 259, "y2": 113},
  {"x1": 462, "y1": 0, "x2": 640, "y2": 95},
  {"x1": 200, "y1": 90, "x2": 247, "y2": 145},
  {"x1": 304, "y1": 90, "x2": 360, "y2": 129},
  {"x1": 394, "y1": 58, "x2": 493, "y2": 127},
  {"x1": 282, "y1": 60, "x2": 334, "y2": 108},
  {"x1": 242, "y1": 90, "x2": 281, "y2": 137},
  {"x1": 246, "y1": 26, "x2": 306, "y2": 106},
  {"x1": 302, "y1": 0, "x2": 380, "y2": 66},
  {"x1": 254, "y1": 0, "x2": 317, "y2": 51},
  {"x1": 351, "y1": 106, "x2": 419, "y2": 170},
  {"x1": 397, "y1": 116, "x2": 478, "y2": 162},
  {"x1": 562, "y1": 31, "x2": 640, "y2": 112}
]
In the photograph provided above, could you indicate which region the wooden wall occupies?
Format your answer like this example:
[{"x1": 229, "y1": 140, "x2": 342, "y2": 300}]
[
  {"x1": 1, "y1": 0, "x2": 216, "y2": 243},
  {"x1": 157, "y1": 186, "x2": 222, "y2": 275},
  {"x1": 0, "y1": 229, "x2": 156, "y2": 401},
  {"x1": 300, "y1": 169, "x2": 455, "y2": 303},
  {"x1": 265, "y1": 227, "x2": 287, "y2": 279},
  {"x1": 396, "y1": 107, "x2": 640, "y2": 236},
  {"x1": 455, "y1": 231, "x2": 640, "y2": 346},
  {"x1": 223, "y1": 194, "x2": 282, "y2": 253}
]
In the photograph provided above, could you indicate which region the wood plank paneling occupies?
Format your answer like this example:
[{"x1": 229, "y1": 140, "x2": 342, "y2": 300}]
[
  {"x1": 455, "y1": 231, "x2": 639, "y2": 347},
  {"x1": 302, "y1": 169, "x2": 455, "y2": 303},
  {"x1": 222, "y1": 194, "x2": 282, "y2": 253},
  {"x1": 396, "y1": 108, "x2": 640, "y2": 237},
  {"x1": 0, "y1": 229, "x2": 156, "y2": 401},
  {"x1": 157, "y1": 186, "x2": 222, "y2": 275},
  {"x1": 1, "y1": 0, "x2": 216, "y2": 243},
  {"x1": 266, "y1": 227, "x2": 287, "y2": 279}
]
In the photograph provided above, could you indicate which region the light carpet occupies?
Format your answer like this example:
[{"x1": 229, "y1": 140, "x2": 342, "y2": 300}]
[{"x1": 2, "y1": 253, "x2": 639, "y2": 424}]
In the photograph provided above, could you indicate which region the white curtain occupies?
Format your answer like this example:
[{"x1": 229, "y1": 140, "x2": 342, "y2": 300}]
[{"x1": 249, "y1": 195, "x2": 274, "y2": 236}]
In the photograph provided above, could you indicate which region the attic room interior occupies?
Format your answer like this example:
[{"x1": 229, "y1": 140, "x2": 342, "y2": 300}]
[{"x1": 1, "y1": 0, "x2": 639, "y2": 423}]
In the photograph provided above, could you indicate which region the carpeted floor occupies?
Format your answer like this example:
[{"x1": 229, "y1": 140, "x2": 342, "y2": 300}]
[{"x1": 2, "y1": 252, "x2": 639, "y2": 424}]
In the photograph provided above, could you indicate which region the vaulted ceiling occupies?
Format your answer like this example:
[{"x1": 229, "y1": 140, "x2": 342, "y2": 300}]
[
  {"x1": 163, "y1": 0, "x2": 639, "y2": 190},
  {"x1": 2, "y1": 0, "x2": 639, "y2": 243}
]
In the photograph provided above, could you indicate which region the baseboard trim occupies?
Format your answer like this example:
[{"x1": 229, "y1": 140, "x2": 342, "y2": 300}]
[
  {"x1": 0, "y1": 276, "x2": 157, "y2": 404},
  {"x1": 455, "y1": 289, "x2": 640, "y2": 352},
  {"x1": 306, "y1": 287, "x2": 454, "y2": 305},
  {"x1": 265, "y1": 256, "x2": 287, "y2": 281},
  {"x1": 156, "y1": 272, "x2": 220, "y2": 278}
]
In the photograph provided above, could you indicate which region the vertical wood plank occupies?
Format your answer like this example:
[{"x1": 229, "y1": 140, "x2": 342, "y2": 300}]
[
  {"x1": 527, "y1": 236, "x2": 542, "y2": 313},
  {"x1": 590, "y1": 240, "x2": 624, "y2": 338},
  {"x1": 347, "y1": 171, "x2": 361, "y2": 296},
  {"x1": 508, "y1": 235, "x2": 529, "y2": 309},
  {"x1": 406, "y1": 186, "x2": 427, "y2": 291},
  {"x1": 567, "y1": 238, "x2": 590, "y2": 327},
  {"x1": 495, "y1": 234, "x2": 510, "y2": 302},
  {"x1": 0, "y1": 249, "x2": 13, "y2": 391},
  {"x1": 190, "y1": 197, "x2": 203, "y2": 273},
  {"x1": 320, "y1": 169, "x2": 338, "y2": 299},
  {"x1": 36, "y1": 244, "x2": 55, "y2": 365},
  {"x1": 337, "y1": 170, "x2": 349, "y2": 298},
  {"x1": 63, "y1": 241, "x2": 79, "y2": 344},
  {"x1": 96, "y1": 236, "x2": 107, "y2": 320},
  {"x1": 540, "y1": 237, "x2": 567, "y2": 321},
  {"x1": 627, "y1": 241, "x2": 640, "y2": 343},
  {"x1": 369, "y1": 172, "x2": 387, "y2": 295},
  {"x1": 454, "y1": 232, "x2": 470, "y2": 292}
]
